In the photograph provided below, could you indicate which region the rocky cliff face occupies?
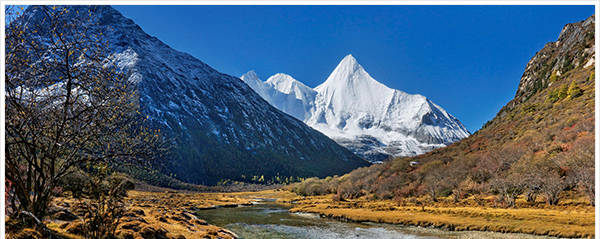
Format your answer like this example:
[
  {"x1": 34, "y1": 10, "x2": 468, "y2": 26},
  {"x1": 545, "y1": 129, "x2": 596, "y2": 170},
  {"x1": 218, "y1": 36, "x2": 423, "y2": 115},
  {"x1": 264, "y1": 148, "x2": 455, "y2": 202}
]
[
  {"x1": 508, "y1": 15, "x2": 595, "y2": 110},
  {"x1": 18, "y1": 5, "x2": 369, "y2": 185}
]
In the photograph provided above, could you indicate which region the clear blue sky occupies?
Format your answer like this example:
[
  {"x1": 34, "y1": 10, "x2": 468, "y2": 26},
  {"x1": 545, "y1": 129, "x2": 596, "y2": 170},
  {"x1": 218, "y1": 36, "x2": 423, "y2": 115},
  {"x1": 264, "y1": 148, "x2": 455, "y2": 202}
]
[{"x1": 113, "y1": 5, "x2": 594, "y2": 133}]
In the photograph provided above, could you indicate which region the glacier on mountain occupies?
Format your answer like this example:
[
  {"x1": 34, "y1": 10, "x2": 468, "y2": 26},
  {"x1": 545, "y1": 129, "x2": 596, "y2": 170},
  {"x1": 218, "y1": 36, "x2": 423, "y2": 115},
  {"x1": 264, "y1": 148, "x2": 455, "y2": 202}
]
[{"x1": 241, "y1": 54, "x2": 470, "y2": 162}]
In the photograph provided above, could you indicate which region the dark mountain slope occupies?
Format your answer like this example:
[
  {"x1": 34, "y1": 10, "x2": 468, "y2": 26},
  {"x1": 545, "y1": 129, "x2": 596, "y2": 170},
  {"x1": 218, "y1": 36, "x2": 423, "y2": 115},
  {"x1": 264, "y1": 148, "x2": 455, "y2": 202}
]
[{"x1": 18, "y1": 5, "x2": 369, "y2": 185}]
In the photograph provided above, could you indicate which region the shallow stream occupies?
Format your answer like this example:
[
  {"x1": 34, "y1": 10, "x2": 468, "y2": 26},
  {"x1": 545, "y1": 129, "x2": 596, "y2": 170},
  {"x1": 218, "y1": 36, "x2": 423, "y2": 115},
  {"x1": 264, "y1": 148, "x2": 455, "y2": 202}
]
[
  {"x1": 195, "y1": 200, "x2": 440, "y2": 239},
  {"x1": 194, "y1": 200, "x2": 561, "y2": 239}
]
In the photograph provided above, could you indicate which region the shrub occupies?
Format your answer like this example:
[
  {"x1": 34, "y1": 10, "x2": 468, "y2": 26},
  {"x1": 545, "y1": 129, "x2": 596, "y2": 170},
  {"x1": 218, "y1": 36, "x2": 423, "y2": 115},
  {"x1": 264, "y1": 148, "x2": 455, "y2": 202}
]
[
  {"x1": 75, "y1": 164, "x2": 133, "y2": 239},
  {"x1": 336, "y1": 180, "x2": 363, "y2": 200},
  {"x1": 547, "y1": 84, "x2": 569, "y2": 103},
  {"x1": 60, "y1": 170, "x2": 90, "y2": 198},
  {"x1": 547, "y1": 88, "x2": 560, "y2": 103},
  {"x1": 567, "y1": 81, "x2": 582, "y2": 98},
  {"x1": 490, "y1": 174, "x2": 523, "y2": 208},
  {"x1": 290, "y1": 177, "x2": 329, "y2": 196},
  {"x1": 557, "y1": 84, "x2": 569, "y2": 99}
]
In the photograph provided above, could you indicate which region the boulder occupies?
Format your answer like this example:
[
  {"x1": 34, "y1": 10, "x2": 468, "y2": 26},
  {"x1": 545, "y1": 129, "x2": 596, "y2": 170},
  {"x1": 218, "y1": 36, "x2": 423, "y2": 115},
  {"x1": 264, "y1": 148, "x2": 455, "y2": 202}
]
[{"x1": 139, "y1": 226, "x2": 168, "y2": 239}]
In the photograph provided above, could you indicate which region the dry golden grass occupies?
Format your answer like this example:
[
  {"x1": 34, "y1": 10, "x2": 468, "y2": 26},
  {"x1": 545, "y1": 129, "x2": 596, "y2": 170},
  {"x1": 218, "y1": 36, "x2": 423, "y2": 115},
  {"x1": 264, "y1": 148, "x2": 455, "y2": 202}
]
[
  {"x1": 225, "y1": 189, "x2": 298, "y2": 201},
  {"x1": 43, "y1": 190, "x2": 271, "y2": 239},
  {"x1": 286, "y1": 194, "x2": 595, "y2": 238},
  {"x1": 11, "y1": 189, "x2": 297, "y2": 239},
  {"x1": 127, "y1": 190, "x2": 254, "y2": 209}
]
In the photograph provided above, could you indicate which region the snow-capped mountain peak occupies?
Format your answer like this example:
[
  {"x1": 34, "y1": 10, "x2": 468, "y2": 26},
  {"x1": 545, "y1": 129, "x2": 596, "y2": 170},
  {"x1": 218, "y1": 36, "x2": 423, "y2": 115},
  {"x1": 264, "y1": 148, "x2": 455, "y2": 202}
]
[
  {"x1": 334, "y1": 54, "x2": 362, "y2": 74},
  {"x1": 266, "y1": 73, "x2": 315, "y2": 101},
  {"x1": 313, "y1": 55, "x2": 396, "y2": 123},
  {"x1": 240, "y1": 70, "x2": 270, "y2": 99},
  {"x1": 244, "y1": 54, "x2": 470, "y2": 162},
  {"x1": 240, "y1": 71, "x2": 316, "y2": 121},
  {"x1": 267, "y1": 73, "x2": 305, "y2": 93},
  {"x1": 316, "y1": 54, "x2": 386, "y2": 92},
  {"x1": 331, "y1": 54, "x2": 362, "y2": 77},
  {"x1": 241, "y1": 70, "x2": 260, "y2": 82}
]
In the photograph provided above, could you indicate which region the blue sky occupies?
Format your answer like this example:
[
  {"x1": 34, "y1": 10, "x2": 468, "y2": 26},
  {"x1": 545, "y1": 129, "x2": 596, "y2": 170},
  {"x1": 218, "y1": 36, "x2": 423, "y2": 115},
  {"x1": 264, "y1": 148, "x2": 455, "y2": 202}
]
[{"x1": 113, "y1": 5, "x2": 594, "y2": 133}]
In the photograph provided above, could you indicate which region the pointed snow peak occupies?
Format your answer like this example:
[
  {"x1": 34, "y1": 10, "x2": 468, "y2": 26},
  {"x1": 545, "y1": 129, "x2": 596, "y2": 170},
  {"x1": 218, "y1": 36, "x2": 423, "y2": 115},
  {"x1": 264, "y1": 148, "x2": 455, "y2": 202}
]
[
  {"x1": 327, "y1": 54, "x2": 372, "y2": 85},
  {"x1": 241, "y1": 70, "x2": 260, "y2": 82},
  {"x1": 266, "y1": 73, "x2": 295, "y2": 84},
  {"x1": 334, "y1": 54, "x2": 363, "y2": 77},
  {"x1": 315, "y1": 54, "x2": 386, "y2": 93},
  {"x1": 266, "y1": 73, "x2": 313, "y2": 94},
  {"x1": 341, "y1": 54, "x2": 358, "y2": 66}
]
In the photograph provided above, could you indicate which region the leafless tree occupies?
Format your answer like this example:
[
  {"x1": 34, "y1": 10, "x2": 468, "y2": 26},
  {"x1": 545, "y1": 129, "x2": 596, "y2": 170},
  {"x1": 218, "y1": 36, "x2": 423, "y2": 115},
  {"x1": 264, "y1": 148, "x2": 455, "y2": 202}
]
[
  {"x1": 539, "y1": 169, "x2": 566, "y2": 206},
  {"x1": 420, "y1": 160, "x2": 446, "y2": 202},
  {"x1": 564, "y1": 135, "x2": 594, "y2": 205},
  {"x1": 490, "y1": 173, "x2": 523, "y2": 207},
  {"x1": 5, "y1": 5, "x2": 167, "y2": 224},
  {"x1": 509, "y1": 157, "x2": 542, "y2": 203},
  {"x1": 528, "y1": 158, "x2": 566, "y2": 206}
]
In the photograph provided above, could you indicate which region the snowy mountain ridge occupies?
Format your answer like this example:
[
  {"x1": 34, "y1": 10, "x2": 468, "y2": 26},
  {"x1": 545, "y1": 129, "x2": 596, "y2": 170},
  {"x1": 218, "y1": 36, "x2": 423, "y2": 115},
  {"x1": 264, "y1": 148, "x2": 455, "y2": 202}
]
[{"x1": 242, "y1": 54, "x2": 470, "y2": 162}]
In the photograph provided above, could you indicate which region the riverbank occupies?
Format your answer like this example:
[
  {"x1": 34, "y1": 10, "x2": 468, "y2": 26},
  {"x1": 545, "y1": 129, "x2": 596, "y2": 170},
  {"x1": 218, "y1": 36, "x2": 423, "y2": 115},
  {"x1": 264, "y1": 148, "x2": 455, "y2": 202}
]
[
  {"x1": 283, "y1": 193, "x2": 594, "y2": 238},
  {"x1": 42, "y1": 190, "x2": 259, "y2": 239}
]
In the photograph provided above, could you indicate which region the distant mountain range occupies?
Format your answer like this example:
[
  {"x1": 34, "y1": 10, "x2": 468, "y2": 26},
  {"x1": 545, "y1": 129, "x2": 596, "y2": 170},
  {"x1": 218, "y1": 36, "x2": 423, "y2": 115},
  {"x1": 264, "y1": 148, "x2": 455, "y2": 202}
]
[
  {"x1": 19, "y1": 5, "x2": 369, "y2": 185},
  {"x1": 242, "y1": 55, "x2": 470, "y2": 162}
]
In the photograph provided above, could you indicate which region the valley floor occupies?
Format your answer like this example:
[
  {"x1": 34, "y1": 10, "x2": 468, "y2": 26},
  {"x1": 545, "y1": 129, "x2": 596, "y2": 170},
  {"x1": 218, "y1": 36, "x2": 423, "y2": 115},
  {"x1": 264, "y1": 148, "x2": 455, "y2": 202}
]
[
  {"x1": 20, "y1": 189, "x2": 593, "y2": 239},
  {"x1": 282, "y1": 193, "x2": 595, "y2": 238}
]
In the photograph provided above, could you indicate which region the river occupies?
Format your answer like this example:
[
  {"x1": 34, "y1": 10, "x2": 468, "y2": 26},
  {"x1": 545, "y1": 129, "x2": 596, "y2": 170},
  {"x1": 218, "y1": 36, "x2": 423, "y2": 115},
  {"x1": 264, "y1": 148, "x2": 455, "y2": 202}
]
[{"x1": 194, "y1": 199, "x2": 560, "y2": 239}]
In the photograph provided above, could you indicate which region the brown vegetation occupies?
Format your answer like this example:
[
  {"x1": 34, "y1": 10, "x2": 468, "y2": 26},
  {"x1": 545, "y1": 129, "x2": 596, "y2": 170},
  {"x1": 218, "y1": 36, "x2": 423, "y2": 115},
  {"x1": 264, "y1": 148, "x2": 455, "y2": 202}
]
[
  {"x1": 286, "y1": 16, "x2": 595, "y2": 238},
  {"x1": 7, "y1": 189, "x2": 262, "y2": 239},
  {"x1": 285, "y1": 194, "x2": 594, "y2": 238}
]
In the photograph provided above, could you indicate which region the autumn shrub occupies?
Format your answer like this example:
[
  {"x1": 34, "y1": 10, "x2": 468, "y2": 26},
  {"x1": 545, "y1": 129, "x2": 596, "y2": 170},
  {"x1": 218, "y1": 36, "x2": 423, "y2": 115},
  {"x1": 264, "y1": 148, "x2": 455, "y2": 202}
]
[
  {"x1": 74, "y1": 164, "x2": 134, "y2": 239},
  {"x1": 563, "y1": 135, "x2": 594, "y2": 205},
  {"x1": 394, "y1": 182, "x2": 419, "y2": 198},
  {"x1": 60, "y1": 170, "x2": 89, "y2": 198},
  {"x1": 291, "y1": 177, "x2": 329, "y2": 196},
  {"x1": 321, "y1": 176, "x2": 341, "y2": 194},
  {"x1": 369, "y1": 168, "x2": 410, "y2": 199},
  {"x1": 336, "y1": 180, "x2": 363, "y2": 200},
  {"x1": 567, "y1": 81, "x2": 583, "y2": 98},
  {"x1": 490, "y1": 174, "x2": 523, "y2": 208}
]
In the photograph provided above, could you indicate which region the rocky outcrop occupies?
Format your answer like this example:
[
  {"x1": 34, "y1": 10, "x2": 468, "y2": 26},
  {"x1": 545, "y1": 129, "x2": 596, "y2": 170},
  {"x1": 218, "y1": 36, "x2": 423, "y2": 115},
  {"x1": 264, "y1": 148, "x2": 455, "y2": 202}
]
[{"x1": 508, "y1": 15, "x2": 595, "y2": 110}]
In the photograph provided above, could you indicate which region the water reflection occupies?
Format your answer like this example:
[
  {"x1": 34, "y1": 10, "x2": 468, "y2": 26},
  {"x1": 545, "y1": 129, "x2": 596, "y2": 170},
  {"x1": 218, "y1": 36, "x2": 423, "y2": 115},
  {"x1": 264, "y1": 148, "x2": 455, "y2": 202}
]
[{"x1": 195, "y1": 202, "x2": 439, "y2": 239}]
